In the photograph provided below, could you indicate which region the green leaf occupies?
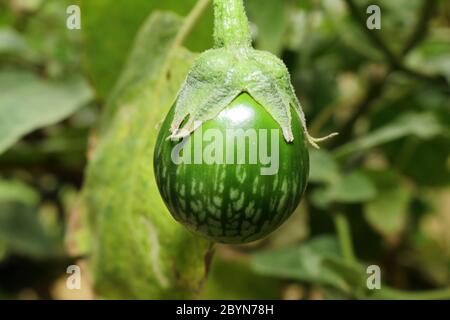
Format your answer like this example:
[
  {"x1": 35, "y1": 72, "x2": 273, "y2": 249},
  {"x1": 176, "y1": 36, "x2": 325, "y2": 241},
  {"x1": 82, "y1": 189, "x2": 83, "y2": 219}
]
[
  {"x1": 410, "y1": 189, "x2": 450, "y2": 285},
  {"x1": 0, "y1": 27, "x2": 28, "y2": 55},
  {"x1": 0, "y1": 180, "x2": 64, "y2": 259},
  {"x1": 334, "y1": 112, "x2": 446, "y2": 158},
  {"x1": 329, "y1": 172, "x2": 377, "y2": 203},
  {"x1": 406, "y1": 138, "x2": 450, "y2": 186},
  {"x1": 407, "y1": 37, "x2": 450, "y2": 83},
  {"x1": 246, "y1": 0, "x2": 287, "y2": 55},
  {"x1": 0, "y1": 203, "x2": 64, "y2": 259},
  {"x1": 295, "y1": 0, "x2": 314, "y2": 10},
  {"x1": 0, "y1": 179, "x2": 39, "y2": 205},
  {"x1": 0, "y1": 71, "x2": 93, "y2": 155},
  {"x1": 201, "y1": 256, "x2": 281, "y2": 299},
  {"x1": 83, "y1": 11, "x2": 211, "y2": 299},
  {"x1": 312, "y1": 171, "x2": 377, "y2": 208},
  {"x1": 371, "y1": 0, "x2": 422, "y2": 53},
  {"x1": 320, "y1": 0, "x2": 382, "y2": 61},
  {"x1": 250, "y1": 236, "x2": 364, "y2": 292},
  {"x1": 80, "y1": 0, "x2": 213, "y2": 98},
  {"x1": 364, "y1": 170, "x2": 411, "y2": 238},
  {"x1": 0, "y1": 240, "x2": 7, "y2": 262},
  {"x1": 309, "y1": 149, "x2": 340, "y2": 184}
]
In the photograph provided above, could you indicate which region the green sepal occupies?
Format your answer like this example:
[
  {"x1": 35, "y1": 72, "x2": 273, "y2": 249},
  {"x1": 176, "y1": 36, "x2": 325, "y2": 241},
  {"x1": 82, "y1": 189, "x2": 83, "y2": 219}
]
[{"x1": 169, "y1": 47, "x2": 337, "y2": 148}]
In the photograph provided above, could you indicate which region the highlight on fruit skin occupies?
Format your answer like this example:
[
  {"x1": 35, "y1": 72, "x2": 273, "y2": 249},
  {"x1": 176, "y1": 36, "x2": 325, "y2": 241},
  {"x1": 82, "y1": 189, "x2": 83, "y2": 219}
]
[{"x1": 154, "y1": 93, "x2": 309, "y2": 244}]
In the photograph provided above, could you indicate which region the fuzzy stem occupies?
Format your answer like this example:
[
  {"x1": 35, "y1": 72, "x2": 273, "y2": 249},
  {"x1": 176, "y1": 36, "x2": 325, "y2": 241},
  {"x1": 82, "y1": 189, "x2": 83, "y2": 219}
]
[
  {"x1": 333, "y1": 212, "x2": 357, "y2": 265},
  {"x1": 213, "y1": 0, "x2": 252, "y2": 49}
]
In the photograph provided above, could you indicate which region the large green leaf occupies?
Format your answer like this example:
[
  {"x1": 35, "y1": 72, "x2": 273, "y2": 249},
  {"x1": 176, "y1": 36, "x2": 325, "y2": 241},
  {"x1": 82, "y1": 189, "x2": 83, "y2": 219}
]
[
  {"x1": 0, "y1": 27, "x2": 28, "y2": 55},
  {"x1": 309, "y1": 149, "x2": 340, "y2": 184},
  {"x1": 246, "y1": 0, "x2": 287, "y2": 55},
  {"x1": 80, "y1": 0, "x2": 213, "y2": 98},
  {"x1": 334, "y1": 112, "x2": 447, "y2": 158},
  {"x1": 407, "y1": 34, "x2": 450, "y2": 83},
  {"x1": 0, "y1": 179, "x2": 38, "y2": 205},
  {"x1": 390, "y1": 136, "x2": 450, "y2": 187},
  {"x1": 319, "y1": 0, "x2": 382, "y2": 61},
  {"x1": 364, "y1": 170, "x2": 411, "y2": 238},
  {"x1": 0, "y1": 180, "x2": 64, "y2": 259},
  {"x1": 250, "y1": 236, "x2": 365, "y2": 293},
  {"x1": 0, "y1": 71, "x2": 93, "y2": 155},
  {"x1": 311, "y1": 171, "x2": 377, "y2": 208},
  {"x1": 201, "y1": 256, "x2": 281, "y2": 299},
  {"x1": 83, "y1": 11, "x2": 211, "y2": 299}
]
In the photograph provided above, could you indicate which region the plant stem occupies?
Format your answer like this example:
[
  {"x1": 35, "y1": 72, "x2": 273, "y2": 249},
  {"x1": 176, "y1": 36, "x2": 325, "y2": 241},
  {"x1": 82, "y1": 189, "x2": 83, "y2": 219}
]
[
  {"x1": 213, "y1": 0, "x2": 252, "y2": 49},
  {"x1": 372, "y1": 286, "x2": 450, "y2": 300},
  {"x1": 160, "y1": 0, "x2": 211, "y2": 85},
  {"x1": 174, "y1": 0, "x2": 212, "y2": 48},
  {"x1": 332, "y1": 212, "x2": 450, "y2": 300},
  {"x1": 333, "y1": 212, "x2": 356, "y2": 265}
]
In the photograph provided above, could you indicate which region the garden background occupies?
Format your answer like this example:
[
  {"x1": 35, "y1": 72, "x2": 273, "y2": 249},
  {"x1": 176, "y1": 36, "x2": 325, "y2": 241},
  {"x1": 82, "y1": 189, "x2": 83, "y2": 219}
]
[{"x1": 0, "y1": 0, "x2": 449, "y2": 299}]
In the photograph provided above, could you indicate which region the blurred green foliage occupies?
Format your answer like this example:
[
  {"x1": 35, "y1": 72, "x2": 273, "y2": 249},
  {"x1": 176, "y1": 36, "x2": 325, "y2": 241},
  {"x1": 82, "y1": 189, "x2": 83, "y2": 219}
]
[
  {"x1": 80, "y1": 0, "x2": 214, "y2": 98},
  {"x1": 83, "y1": 11, "x2": 212, "y2": 299},
  {"x1": 0, "y1": 0, "x2": 449, "y2": 299}
]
